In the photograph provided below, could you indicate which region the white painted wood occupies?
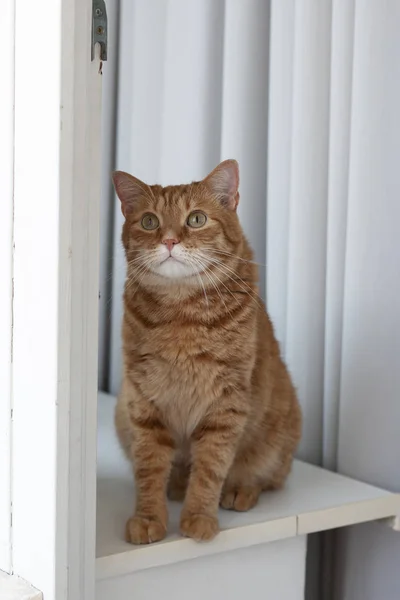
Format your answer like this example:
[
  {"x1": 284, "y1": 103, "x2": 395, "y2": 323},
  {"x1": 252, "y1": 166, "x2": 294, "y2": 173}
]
[
  {"x1": 12, "y1": 1, "x2": 102, "y2": 599},
  {"x1": 386, "y1": 515, "x2": 400, "y2": 533},
  {"x1": 98, "y1": 0, "x2": 120, "y2": 390},
  {"x1": 96, "y1": 536, "x2": 307, "y2": 600},
  {"x1": 96, "y1": 393, "x2": 400, "y2": 581},
  {"x1": 0, "y1": 571, "x2": 42, "y2": 600},
  {"x1": 0, "y1": 0, "x2": 15, "y2": 575}
]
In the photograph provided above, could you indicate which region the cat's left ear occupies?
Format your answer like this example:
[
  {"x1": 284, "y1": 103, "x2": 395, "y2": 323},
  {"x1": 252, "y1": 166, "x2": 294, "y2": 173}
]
[
  {"x1": 202, "y1": 159, "x2": 240, "y2": 211},
  {"x1": 112, "y1": 171, "x2": 151, "y2": 218}
]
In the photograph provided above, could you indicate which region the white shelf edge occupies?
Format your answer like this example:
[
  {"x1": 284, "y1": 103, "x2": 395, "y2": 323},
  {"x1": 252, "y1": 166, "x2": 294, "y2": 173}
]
[
  {"x1": 96, "y1": 516, "x2": 296, "y2": 580},
  {"x1": 297, "y1": 493, "x2": 400, "y2": 535},
  {"x1": 96, "y1": 392, "x2": 400, "y2": 580},
  {"x1": 378, "y1": 515, "x2": 400, "y2": 532},
  {"x1": 96, "y1": 493, "x2": 400, "y2": 581}
]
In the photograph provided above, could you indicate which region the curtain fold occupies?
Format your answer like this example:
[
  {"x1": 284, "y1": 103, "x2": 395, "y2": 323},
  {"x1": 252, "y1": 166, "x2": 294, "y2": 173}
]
[
  {"x1": 268, "y1": 0, "x2": 332, "y2": 465},
  {"x1": 323, "y1": 0, "x2": 355, "y2": 472},
  {"x1": 221, "y1": 0, "x2": 270, "y2": 296},
  {"x1": 334, "y1": 2, "x2": 400, "y2": 598},
  {"x1": 99, "y1": 1, "x2": 400, "y2": 598}
]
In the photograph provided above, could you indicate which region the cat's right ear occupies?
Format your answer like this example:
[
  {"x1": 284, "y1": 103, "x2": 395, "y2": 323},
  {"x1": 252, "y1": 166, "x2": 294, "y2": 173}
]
[
  {"x1": 112, "y1": 171, "x2": 150, "y2": 218},
  {"x1": 202, "y1": 159, "x2": 240, "y2": 211}
]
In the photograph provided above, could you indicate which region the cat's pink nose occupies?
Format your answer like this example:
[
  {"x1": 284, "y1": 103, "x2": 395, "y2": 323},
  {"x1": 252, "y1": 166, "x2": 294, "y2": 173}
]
[{"x1": 162, "y1": 238, "x2": 179, "y2": 253}]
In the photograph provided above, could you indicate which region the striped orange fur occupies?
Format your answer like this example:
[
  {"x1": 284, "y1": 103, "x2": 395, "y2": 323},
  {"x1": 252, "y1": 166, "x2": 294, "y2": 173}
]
[{"x1": 112, "y1": 160, "x2": 301, "y2": 544}]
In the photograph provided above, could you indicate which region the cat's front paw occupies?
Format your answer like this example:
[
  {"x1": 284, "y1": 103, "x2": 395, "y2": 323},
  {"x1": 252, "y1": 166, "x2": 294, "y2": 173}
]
[
  {"x1": 180, "y1": 512, "x2": 219, "y2": 542},
  {"x1": 125, "y1": 515, "x2": 167, "y2": 545}
]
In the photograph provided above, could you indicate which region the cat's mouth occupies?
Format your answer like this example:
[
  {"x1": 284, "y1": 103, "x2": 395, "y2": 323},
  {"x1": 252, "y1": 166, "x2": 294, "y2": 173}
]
[
  {"x1": 152, "y1": 254, "x2": 204, "y2": 280},
  {"x1": 160, "y1": 255, "x2": 183, "y2": 264}
]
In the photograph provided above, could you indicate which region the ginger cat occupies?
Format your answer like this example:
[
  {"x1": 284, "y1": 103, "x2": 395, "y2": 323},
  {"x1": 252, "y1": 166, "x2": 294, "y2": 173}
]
[{"x1": 112, "y1": 160, "x2": 301, "y2": 545}]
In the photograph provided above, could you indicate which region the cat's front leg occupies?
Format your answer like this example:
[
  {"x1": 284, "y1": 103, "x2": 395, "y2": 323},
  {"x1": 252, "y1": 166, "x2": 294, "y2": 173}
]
[
  {"x1": 126, "y1": 406, "x2": 175, "y2": 545},
  {"x1": 180, "y1": 399, "x2": 248, "y2": 541}
]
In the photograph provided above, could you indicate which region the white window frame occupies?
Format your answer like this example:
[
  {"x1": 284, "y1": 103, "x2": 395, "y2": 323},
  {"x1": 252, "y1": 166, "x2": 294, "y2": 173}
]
[
  {"x1": 1, "y1": 0, "x2": 102, "y2": 598},
  {"x1": 0, "y1": 0, "x2": 14, "y2": 576}
]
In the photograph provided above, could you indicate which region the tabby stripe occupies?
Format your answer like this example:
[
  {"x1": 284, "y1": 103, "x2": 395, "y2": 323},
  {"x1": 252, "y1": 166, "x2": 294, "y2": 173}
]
[
  {"x1": 136, "y1": 465, "x2": 167, "y2": 479},
  {"x1": 194, "y1": 468, "x2": 223, "y2": 488}
]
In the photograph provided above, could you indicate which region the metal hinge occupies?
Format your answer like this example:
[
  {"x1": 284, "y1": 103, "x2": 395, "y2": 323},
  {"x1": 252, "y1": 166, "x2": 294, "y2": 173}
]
[{"x1": 92, "y1": 0, "x2": 108, "y2": 61}]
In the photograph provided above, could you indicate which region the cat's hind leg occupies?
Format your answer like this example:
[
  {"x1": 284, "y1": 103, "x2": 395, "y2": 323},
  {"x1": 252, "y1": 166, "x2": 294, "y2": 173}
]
[
  {"x1": 220, "y1": 455, "x2": 264, "y2": 511},
  {"x1": 220, "y1": 443, "x2": 290, "y2": 512},
  {"x1": 261, "y1": 452, "x2": 293, "y2": 492},
  {"x1": 220, "y1": 484, "x2": 262, "y2": 511}
]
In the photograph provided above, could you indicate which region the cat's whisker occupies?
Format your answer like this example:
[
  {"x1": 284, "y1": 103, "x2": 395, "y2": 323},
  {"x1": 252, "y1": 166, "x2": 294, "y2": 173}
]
[
  {"x1": 194, "y1": 270, "x2": 209, "y2": 307},
  {"x1": 187, "y1": 255, "x2": 226, "y2": 312},
  {"x1": 190, "y1": 254, "x2": 239, "y2": 313},
  {"x1": 105, "y1": 252, "x2": 158, "y2": 305},
  {"x1": 125, "y1": 251, "x2": 160, "y2": 276},
  {"x1": 130, "y1": 267, "x2": 151, "y2": 298},
  {"x1": 201, "y1": 246, "x2": 267, "y2": 268},
  {"x1": 200, "y1": 252, "x2": 258, "y2": 289},
  {"x1": 124, "y1": 259, "x2": 154, "y2": 296},
  {"x1": 105, "y1": 294, "x2": 114, "y2": 310},
  {"x1": 108, "y1": 247, "x2": 141, "y2": 262},
  {"x1": 203, "y1": 257, "x2": 263, "y2": 308},
  {"x1": 124, "y1": 270, "x2": 147, "y2": 297},
  {"x1": 126, "y1": 250, "x2": 160, "y2": 265},
  {"x1": 208, "y1": 259, "x2": 260, "y2": 297},
  {"x1": 178, "y1": 252, "x2": 208, "y2": 305},
  {"x1": 182, "y1": 251, "x2": 210, "y2": 307},
  {"x1": 104, "y1": 251, "x2": 160, "y2": 284},
  {"x1": 201, "y1": 268, "x2": 236, "y2": 315}
]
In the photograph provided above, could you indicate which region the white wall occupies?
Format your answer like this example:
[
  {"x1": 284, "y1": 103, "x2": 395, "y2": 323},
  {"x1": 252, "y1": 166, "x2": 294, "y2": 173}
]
[{"x1": 98, "y1": 0, "x2": 120, "y2": 391}]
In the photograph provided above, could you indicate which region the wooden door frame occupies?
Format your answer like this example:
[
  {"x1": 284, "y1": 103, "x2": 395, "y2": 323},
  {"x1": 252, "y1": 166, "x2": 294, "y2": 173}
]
[{"x1": 0, "y1": 0, "x2": 102, "y2": 598}]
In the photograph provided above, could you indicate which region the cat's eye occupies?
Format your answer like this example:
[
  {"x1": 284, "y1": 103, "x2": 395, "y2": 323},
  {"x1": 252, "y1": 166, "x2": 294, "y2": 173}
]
[
  {"x1": 187, "y1": 211, "x2": 207, "y2": 228},
  {"x1": 141, "y1": 213, "x2": 159, "y2": 230}
]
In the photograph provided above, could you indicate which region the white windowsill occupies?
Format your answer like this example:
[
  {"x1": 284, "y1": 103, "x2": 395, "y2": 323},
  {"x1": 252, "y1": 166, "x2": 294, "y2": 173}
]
[
  {"x1": 0, "y1": 571, "x2": 42, "y2": 600},
  {"x1": 96, "y1": 392, "x2": 400, "y2": 581}
]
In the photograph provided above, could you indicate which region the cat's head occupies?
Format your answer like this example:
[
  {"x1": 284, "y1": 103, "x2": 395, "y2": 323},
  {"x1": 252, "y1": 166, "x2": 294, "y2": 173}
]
[{"x1": 112, "y1": 160, "x2": 246, "y2": 286}]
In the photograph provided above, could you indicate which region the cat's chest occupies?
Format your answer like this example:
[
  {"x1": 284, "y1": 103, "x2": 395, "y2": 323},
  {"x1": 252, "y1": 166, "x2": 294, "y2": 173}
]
[
  {"x1": 133, "y1": 339, "x2": 221, "y2": 438},
  {"x1": 135, "y1": 318, "x2": 222, "y2": 368}
]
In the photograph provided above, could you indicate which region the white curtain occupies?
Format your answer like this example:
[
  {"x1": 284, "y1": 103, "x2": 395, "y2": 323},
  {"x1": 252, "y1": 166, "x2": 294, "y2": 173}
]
[{"x1": 99, "y1": 1, "x2": 400, "y2": 598}]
